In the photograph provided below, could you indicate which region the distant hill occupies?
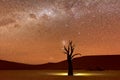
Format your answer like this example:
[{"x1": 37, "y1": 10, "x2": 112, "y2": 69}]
[{"x1": 0, "y1": 55, "x2": 120, "y2": 70}]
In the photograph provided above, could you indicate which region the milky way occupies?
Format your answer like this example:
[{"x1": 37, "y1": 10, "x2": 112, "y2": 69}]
[{"x1": 0, "y1": 0, "x2": 120, "y2": 64}]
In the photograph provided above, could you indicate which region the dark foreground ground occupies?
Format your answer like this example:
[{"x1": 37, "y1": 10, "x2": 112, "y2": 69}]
[{"x1": 0, "y1": 70, "x2": 120, "y2": 80}]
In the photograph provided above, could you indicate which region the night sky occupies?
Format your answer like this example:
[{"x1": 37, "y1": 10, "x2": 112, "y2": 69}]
[{"x1": 0, "y1": 0, "x2": 120, "y2": 64}]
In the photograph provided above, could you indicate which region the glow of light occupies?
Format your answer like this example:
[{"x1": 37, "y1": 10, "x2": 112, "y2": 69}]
[
  {"x1": 47, "y1": 72, "x2": 68, "y2": 76},
  {"x1": 46, "y1": 72, "x2": 103, "y2": 76},
  {"x1": 74, "y1": 72, "x2": 104, "y2": 76}
]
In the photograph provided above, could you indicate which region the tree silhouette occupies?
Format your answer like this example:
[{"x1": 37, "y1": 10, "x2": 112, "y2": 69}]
[{"x1": 63, "y1": 40, "x2": 81, "y2": 76}]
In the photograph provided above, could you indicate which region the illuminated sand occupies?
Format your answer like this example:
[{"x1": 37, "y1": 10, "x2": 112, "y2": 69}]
[{"x1": 0, "y1": 70, "x2": 120, "y2": 80}]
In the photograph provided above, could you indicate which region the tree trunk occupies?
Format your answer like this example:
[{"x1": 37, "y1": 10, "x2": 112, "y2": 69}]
[{"x1": 67, "y1": 55, "x2": 73, "y2": 76}]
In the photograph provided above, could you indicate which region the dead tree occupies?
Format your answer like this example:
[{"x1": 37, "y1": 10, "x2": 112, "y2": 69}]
[{"x1": 63, "y1": 40, "x2": 80, "y2": 76}]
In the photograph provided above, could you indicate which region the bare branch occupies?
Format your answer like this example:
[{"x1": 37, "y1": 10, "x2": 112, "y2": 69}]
[
  {"x1": 67, "y1": 45, "x2": 70, "y2": 54},
  {"x1": 63, "y1": 40, "x2": 76, "y2": 56},
  {"x1": 70, "y1": 47, "x2": 74, "y2": 55},
  {"x1": 72, "y1": 53, "x2": 81, "y2": 59},
  {"x1": 69, "y1": 41, "x2": 75, "y2": 56},
  {"x1": 64, "y1": 46, "x2": 68, "y2": 52},
  {"x1": 69, "y1": 40, "x2": 73, "y2": 46},
  {"x1": 64, "y1": 46, "x2": 69, "y2": 54},
  {"x1": 64, "y1": 51, "x2": 68, "y2": 54}
]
